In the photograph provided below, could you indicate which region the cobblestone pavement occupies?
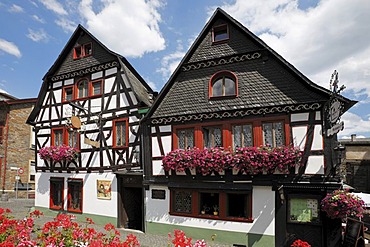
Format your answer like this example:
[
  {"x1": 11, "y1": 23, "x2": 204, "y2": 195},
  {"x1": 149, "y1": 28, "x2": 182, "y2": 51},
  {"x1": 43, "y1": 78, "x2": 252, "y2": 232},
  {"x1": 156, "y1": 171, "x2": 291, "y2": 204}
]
[{"x1": 0, "y1": 198, "x2": 231, "y2": 247}]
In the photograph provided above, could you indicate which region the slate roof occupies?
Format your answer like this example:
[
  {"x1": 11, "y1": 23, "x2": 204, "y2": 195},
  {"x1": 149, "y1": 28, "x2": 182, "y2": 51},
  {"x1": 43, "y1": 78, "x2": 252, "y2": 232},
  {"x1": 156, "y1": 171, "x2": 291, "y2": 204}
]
[{"x1": 146, "y1": 8, "x2": 356, "y2": 122}]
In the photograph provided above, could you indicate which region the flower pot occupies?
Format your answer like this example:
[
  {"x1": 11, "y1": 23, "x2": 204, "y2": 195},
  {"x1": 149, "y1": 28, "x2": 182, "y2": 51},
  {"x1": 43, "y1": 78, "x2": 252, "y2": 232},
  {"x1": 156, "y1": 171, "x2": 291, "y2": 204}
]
[{"x1": 213, "y1": 212, "x2": 218, "y2": 216}]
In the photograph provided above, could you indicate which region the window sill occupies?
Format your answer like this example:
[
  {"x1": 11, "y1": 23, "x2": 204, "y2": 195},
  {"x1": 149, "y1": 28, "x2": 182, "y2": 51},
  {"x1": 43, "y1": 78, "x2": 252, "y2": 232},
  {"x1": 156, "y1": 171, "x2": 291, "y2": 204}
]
[
  {"x1": 212, "y1": 39, "x2": 229, "y2": 45},
  {"x1": 49, "y1": 206, "x2": 63, "y2": 211},
  {"x1": 209, "y1": 95, "x2": 237, "y2": 100},
  {"x1": 170, "y1": 212, "x2": 253, "y2": 223},
  {"x1": 113, "y1": 146, "x2": 129, "y2": 150},
  {"x1": 67, "y1": 209, "x2": 82, "y2": 214}
]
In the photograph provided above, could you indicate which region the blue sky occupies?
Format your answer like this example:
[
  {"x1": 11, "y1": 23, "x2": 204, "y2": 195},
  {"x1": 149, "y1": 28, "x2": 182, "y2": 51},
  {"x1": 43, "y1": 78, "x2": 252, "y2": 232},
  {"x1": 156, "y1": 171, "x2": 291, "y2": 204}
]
[{"x1": 0, "y1": 0, "x2": 369, "y2": 138}]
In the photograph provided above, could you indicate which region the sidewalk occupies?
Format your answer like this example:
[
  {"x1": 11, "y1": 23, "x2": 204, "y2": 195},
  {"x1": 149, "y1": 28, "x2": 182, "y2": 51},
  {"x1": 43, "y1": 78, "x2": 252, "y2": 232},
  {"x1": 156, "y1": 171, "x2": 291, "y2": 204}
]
[{"x1": 0, "y1": 198, "x2": 230, "y2": 247}]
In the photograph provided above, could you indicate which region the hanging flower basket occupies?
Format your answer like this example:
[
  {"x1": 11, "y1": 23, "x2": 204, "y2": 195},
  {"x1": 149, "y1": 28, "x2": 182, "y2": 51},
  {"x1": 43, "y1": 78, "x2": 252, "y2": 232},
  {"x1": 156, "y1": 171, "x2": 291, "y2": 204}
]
[
  {"x1": 321, "y1": 189, "x2": 365, "y2": 220},
  {"x1": 39, "y1": 145, "x2": 79, "y2": 162},
  {"x1": 162, "y1": 146, "x2": 303, "y2": 176}
]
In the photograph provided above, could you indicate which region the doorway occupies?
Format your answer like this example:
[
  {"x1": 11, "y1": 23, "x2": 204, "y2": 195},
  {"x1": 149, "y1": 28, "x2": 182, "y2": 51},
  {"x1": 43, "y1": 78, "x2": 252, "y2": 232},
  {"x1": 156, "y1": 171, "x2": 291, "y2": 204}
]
[
  {"x1": 122, "y1": 187, "x2": 143, "y2": 230},
  {"x1": 117, "y1": 174, "x2": 144, "y2": 231}
]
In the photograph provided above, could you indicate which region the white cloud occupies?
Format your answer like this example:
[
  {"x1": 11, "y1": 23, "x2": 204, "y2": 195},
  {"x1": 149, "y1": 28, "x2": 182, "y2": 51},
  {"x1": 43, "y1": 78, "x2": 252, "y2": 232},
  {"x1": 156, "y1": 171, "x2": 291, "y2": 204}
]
[
  {"x1": 79, "y1": 0, "x2": 166, "y2": 57},
  {"x1": 144, "y1": 77, "x2": 158, "y2": 92},
  {"x1": 338, "y1": 112, "x2": 370, "y2": 138},
  {"x1": 55, "y1": 18, "x2": 77, "y2": 33},
  {"x1": 32, "y1": 14, "x2": 45, "y2": 23},
  {"x1": 39, "y1": 0, "x2": 67, "y2": 15},
  {"x1": 8, "y1": 4, "x2": 24, "y2": 13},
  {"x1": 156, "y1": 50, "x2": 185, "y2": 79},
  {"x1": 26, "y1": 28, "x2": 50, "y2": 42},
  {"x1": 0, "y1": 39, "x2": 21, "y2": 58},
  {"x1": 219, "y1": 0, "x2": 370, "y2": 98}
]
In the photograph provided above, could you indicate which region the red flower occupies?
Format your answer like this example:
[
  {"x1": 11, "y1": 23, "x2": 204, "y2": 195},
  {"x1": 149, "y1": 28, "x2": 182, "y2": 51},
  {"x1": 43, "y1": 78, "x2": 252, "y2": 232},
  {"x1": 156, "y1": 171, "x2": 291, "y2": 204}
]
[{"x1": 291, "y1": 239, "x2": 311, "y2": 247}]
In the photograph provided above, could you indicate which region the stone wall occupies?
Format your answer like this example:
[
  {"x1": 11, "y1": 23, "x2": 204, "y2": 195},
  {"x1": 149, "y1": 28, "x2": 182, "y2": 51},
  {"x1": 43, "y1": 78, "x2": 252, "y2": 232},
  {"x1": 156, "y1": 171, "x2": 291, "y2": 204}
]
[{"x1": 0, "y1": 100, "x2": 36, "y2": 199}]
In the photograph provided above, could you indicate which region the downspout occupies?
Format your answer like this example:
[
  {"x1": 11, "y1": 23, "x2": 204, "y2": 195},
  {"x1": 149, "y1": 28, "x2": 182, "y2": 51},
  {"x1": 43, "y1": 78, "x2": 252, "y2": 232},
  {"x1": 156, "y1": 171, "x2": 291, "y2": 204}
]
[{"x1": 2, "y1": 107, "x2": 9, "y2": 193}]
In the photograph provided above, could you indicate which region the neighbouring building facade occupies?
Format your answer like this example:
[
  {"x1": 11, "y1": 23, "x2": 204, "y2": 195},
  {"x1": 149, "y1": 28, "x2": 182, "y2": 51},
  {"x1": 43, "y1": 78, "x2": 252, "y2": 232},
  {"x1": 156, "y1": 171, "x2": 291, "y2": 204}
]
[
  {"x1": 340, "y1": 134, "x2": 370, "y2": 193},
  {"x1": 26, "y1": 25, "x2": 154, "y2": 230},
  {"x1": 0, "y1": 97, "x2": 37, "y2": 199},
  {"x1": 141, "y1": 8, "x2": 355, "y2": 246}
]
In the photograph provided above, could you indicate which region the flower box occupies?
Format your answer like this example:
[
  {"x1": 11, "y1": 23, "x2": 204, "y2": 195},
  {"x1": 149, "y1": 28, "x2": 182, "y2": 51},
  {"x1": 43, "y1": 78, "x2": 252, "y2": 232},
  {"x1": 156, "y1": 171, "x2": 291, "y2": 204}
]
[
  {"x1": 162, "y1": 146, "x2": 303, "y2": 176},
  {"x1": 39, "y1": 145, "x2": 78, "y2": 162}
]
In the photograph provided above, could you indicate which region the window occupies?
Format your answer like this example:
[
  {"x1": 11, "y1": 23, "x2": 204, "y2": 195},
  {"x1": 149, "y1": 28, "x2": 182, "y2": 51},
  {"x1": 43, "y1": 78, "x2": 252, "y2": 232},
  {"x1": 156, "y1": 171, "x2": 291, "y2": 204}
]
[
  {"x1": 172, "y1": 190, "x2": 192, "y2": 214},
  {"x1": 52, "y1": 127, "x2": 79, "y2": 149},
  {"x1": 200, "y1": 192, "x2": 219, "y2": 216},
  {"x1": 67, "y1": 179, "x2": 83, "y2": 213},
  {"x1": 77, "y1": 79, "x2": 89, "y2": 99},
  {"x1": 29, "y1": 161, "x2": 36, "y2": 182},
  {"x1": 50, "y1": 178, "x2": 64, "y2": 210},
  {"x1": 68, "y1": 129, "x2": 79, "y2": 148},
  {"x1": 74, "y1": 46, "x2": 82, "y2": 59},
  {"x1": 177, "y1": 128, "x2": 194, "y2": 149},
  {"x1": 173, "y1": 117, "x2": 289, "y2": 150},
  {"x1": 66, "y1": 79, "x2": 104, "y2": 101},
  {"x1": 52, "y1": 128, "x2": 64, "y2": 146},
  {"x1": 170, "y1": 189, "x2": 252, "y2": 222},
  {"x1": 62, "y1": 86, "x2": 74, "y2": 102},
  {"x1": 203, "y1": 126, "x2": 222, "y2": 148},
  {"x1": 73, "y1": 43, "x2": 92, "y2": 59},
  {"x1": 210, "y1": 71, "x2": 237, "y2": 98},
  {"x1": 212, "y1": 24, "x2": 229, "y2": 43},
  {"x1": 262, "y1": 121, "x2": 285, "y2": 147},
  {"x1": 30, "y1": 126, "x2": 35, "y2": 149},
  {"x1": 232, "y1": 124, "x2": 253, "y2": 148},
  {"x1": 84, "y1": 43, "x2": 92, "y2": 56},
  {"x1": 90, "y1": 80, "x2": 103, "y2": 96},
  {"x1": 227, "y1": 193, "x2": 250, "y2": 218},
  {"x1": 113, "y1": 118, "x2": 128, "y2": 148}
]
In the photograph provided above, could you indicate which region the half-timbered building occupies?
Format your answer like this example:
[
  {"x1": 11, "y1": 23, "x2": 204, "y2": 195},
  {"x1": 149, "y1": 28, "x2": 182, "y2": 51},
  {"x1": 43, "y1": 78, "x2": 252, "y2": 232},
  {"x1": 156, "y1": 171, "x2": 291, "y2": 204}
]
[
  {"x1": 141, "y1": 8, "x2": 355, "y2": 246},
  {"x1": 27, "y1": 25, "x2": 154, "y2": 230}
]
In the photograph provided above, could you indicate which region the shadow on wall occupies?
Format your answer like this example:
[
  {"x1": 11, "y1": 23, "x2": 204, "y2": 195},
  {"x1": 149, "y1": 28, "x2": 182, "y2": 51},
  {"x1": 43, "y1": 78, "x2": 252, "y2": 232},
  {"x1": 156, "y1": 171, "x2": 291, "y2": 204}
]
[{"x1": 248, "y1": 190, "x2": 274, "y2": 246}]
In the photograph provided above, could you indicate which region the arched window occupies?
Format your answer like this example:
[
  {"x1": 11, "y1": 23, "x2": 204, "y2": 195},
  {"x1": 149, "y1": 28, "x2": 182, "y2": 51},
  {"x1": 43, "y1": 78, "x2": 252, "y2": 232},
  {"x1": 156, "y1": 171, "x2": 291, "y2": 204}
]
[
  {"x1": 76, "y1": 78, "x2": 88, "y2": 99},
  {"x1": 209, "y1": 71, "x2": 237, "y2": 98}
]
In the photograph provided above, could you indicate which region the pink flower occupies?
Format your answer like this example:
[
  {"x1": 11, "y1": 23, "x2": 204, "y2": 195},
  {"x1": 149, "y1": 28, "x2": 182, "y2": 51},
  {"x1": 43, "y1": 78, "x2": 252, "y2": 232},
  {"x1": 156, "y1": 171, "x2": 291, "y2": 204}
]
[
  {"x1": 39, "y1": 145, "x2": 78, "y2": 162},
  {"x1": 321, "y1": 189, "x2": 365, "y2": 219},
  {"x1": 162, "y1": 146, "x2": 303, "y2": 176}
]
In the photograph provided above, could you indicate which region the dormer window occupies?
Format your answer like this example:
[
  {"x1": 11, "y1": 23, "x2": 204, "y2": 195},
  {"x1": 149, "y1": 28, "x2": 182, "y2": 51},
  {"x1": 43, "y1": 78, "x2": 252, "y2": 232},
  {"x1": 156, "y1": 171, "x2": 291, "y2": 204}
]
[
  {"x1": 73, "y1": 43, "x2": 92, "y2": 59},
  {"x1": 212, "y1": 24, "x2": 229, "y2": 43},
  {"x1": 209, "y1": 71, "x2": 237, "y2": 98}
]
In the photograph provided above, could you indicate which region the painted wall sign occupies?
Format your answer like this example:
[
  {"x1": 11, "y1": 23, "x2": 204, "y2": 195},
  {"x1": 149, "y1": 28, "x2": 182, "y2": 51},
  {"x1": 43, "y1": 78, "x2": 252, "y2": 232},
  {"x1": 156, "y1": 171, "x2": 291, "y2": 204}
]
[{"x1": 97, "y1": 180, "x2": 112, "y2": 200}]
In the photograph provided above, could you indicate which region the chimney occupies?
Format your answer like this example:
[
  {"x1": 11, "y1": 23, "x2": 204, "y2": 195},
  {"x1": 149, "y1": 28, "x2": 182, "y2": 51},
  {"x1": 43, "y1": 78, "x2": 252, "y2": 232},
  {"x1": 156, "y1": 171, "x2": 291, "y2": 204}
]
[{"x1": 351, "y1": 134, "x2": 356, "y2": 142}]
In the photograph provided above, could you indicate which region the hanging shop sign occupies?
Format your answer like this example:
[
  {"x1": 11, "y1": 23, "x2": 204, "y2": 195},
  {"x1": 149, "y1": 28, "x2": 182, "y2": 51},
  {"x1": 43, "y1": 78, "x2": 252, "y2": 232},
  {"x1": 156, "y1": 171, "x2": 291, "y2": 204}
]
[{"x1": 324, "y1": 70, "x2": 345, "y2": 137}]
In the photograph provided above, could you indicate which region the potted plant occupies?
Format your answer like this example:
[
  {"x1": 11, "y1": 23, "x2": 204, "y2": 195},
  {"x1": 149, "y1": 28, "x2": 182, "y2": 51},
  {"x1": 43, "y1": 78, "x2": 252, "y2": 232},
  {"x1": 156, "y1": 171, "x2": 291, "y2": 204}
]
[
  {"x1": 213, "y1": 205, "x2": 219, "y2": 216},
  {"x1": 201, "y1": 205, "x2": 209, "y2": 215},
  {"x1": 321, "y1": 189, "x2": 365, "y2": 220}
]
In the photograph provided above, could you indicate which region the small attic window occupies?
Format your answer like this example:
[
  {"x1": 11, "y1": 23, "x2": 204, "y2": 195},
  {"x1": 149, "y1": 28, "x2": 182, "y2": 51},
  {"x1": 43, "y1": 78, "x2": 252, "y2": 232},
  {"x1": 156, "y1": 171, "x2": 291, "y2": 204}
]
[
  {"x1": 212, "y1": 24, "x2": 229, "y2": 43},
  {"x1": 209, "y1": 71, "x2": 237, "y2": 98},
  {"x1": 73, "y1": 43, "x2": 92, "y2": 59}
]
